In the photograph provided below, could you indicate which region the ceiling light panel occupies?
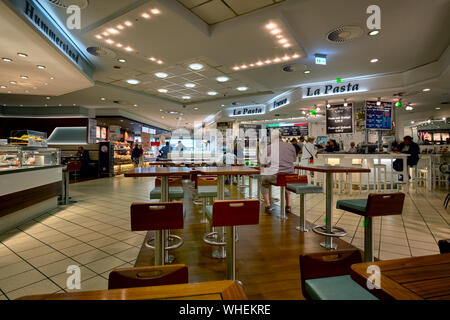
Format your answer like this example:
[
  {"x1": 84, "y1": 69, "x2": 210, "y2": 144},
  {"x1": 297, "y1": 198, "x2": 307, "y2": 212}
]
[{"x1": 232, "y1": 53, "x2": 302, "y2": 71}]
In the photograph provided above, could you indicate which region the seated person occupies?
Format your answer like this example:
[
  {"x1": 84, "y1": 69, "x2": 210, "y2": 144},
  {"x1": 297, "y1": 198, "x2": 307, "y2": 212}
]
[
  {"x1": 348, "y1": 142, "x2": 357, "y2": 153},
  {"x1": 393, "y1": 136, "x2": 420, "y2": 180},
  {"x1": 325, "y1": 139, "x2": 339, "y2": 152}
]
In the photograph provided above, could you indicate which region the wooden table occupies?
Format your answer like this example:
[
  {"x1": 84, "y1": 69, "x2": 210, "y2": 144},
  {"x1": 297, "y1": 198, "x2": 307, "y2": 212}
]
[
  {"x1": 295, "y1": 165, "x2": 371, "y2": 250},
  {"x1": 195, "y1": 166, "x2": 260, "y2": 279},
  {"x1": 124, "y1": 167, "x2": 194, "y2": 265},
  {"x1": 18, "y1": 280, "x2": 247, "y2": 300},
  {"x1": 351, "y1": 253, "x2": 450, "y2": 300}
]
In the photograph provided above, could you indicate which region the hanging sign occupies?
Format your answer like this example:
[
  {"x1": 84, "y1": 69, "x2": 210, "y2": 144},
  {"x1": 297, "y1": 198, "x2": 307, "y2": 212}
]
[
  {"x1": 365, "y1": 101, "x2": 393, "y2": 130},
  {"x1": 303, "y1": 82, "x2": 364, "y2": 98},
  {"x1": 326, "y1": 103, "x2": 353, "y2": 134}
]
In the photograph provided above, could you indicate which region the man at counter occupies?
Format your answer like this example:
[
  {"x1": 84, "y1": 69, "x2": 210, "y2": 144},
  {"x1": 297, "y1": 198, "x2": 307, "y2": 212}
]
[
  {"x1": 348, "y1": 142, "x2": 357, "y2": 153},
  {"x1": 77, "y1": 146, "x2": 90, "y2": 177},
  {"x1": 291, "y1": 138, "x2": 301, "y2": 155},
  {"x1": 325, "y1": 139, "x2": 340, "y2": 152},
  {"x1": 393, "y1": 136, "x2": 420, "y2": 180}
]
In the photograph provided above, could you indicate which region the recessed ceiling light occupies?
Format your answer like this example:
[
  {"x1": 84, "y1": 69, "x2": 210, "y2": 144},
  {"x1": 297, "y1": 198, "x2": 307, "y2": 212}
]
[
  {"x1": 207, "y1": 91, "x2": 218, "y2": 96},
  {"x1": 102, "y1": 31, "x2": 109, "y2": 36},
  {"x1": 423, "y1": 88, "x2": 431, "y2": 92},
  {"x1": 149, "y1": 57, "x2": 156, "y2": 61},
  {"x1": 95, "y1": 35, "x2": 103, "y2": 39},
  {"x1": 370, "y1": 58, "x2": 379, "y2": 63},
  {"x1": 133, "y1": 104, "x2": 138, "y2": 107},
  {"x1": 278, "y1": 38, "x2": 287, "y2": 44},
  {"x1": 20, "y1": 75, "x2": 28, "y2": 79},
  {"x1": 124, "y1": 21, "x2": 133, "y2": 27},
  {"x1": 233, "y1": 66, "x2": 240, "y2": 71},
  {"x1": 240, "y1": 64, "x2": 248, "y2": 69},
  {"x1": 117, "y1": 24, "x2": 124, "y2": 30},
  {"x1": 292, "y1": 53, "x2": 300, "y2": 59},
  {"x1": 101, "y1": 97, "x2": 106, "y2": 101},
  {"x1": 116, "y1": 43, "x2": 123, "y2": 48},
  {"x1": 17, "y1": 53, "x2": 28, "y2": 57},
  {"x1": 188, "y1": 63, "x2": 204, "y2": 71},
  {"x1": 141, "y1": 12, "x2": 151, "y2": 19},
  {"x1": 216, "y1": 76, "x2": 229, "y2": 82},
  {"x1": 265, "y1": 59, "x2": 272, "y2": 64},
  {"x1": 157, "y1": 60, "x2": 163, "y2": 64},
  {"x1": 154, "y1": 72, "x2": 168, "y2": 78},
  {"x1": 124, "y1": 47, "x2": 134, "y2": 52},
  {"x1": 2, "y1": 58, "x2": 12, "y2": 62},
  {"x1": 435, "y1": 107, "x2": 440, "y2": 110},
  {"x1": 271, "y1": 29, "x2": 281, "y2": 35},
  {"x1": 46, "y1": 96, "x2": 50, "y2": 99},
  {"x1": 37, "y1": 65, "x2": 46, "y2": 69},
  {"x1": 282, "y1": 55, "x2": 290, "y2": 61},
  {"x1": 118, "y1": 58, "x2": 126, "y2": 63},
  {"x1": 158, "y1": 88, "x2": 168, "y2": 93},
  {"x1": 184, "y1": 83, "x2": 196, "y2": 88},
  {"x1": 283, "y1": 43, "x2": 291, "y2": 48},
  {"x1": 237, "y1": 86, "x2": 248, "y2": 91},
  {"x1": 151, "y1": 8, "x2": 161, "y2": 14},
  {"x1": 126, "y1": 79, "x2": 140, "y2": 85},
  {"x1": 44, "y1": 83, "x2": 48, "y2": 85},
  {"x1": 9, "y1": 81, "x2": 17, "y2": 84},
  {"x1": 194, "y1": 107, "x2": 198, "y2": 110},
  {"x1": 0, "y1": 85, "x2": 6, "y2": 89},
  {"x1": 368, "y1": 30, "x2": 380, "y2": 36},
  {"x1": 182, "y1": 96, "x2": 191, "y2": 100},
  {"x1": 58, "y1": 104, "x2": 62, "y2": 106},
  {"x1": 105, "y1": 39, "x2": 114, "y2": 44},
  {"x1": 161, "y1": 116, "x2": 165, "y2": 119},
  {"x1": 50, "y1": 77, "x2": 54, "y2": 80},
  {"x1": 265, "y1": 23, "x2": 277, "y2": 30},
  {"x1": 107, "y1": 28, "x2": 119, "y2": 34},
  {"x1": 304, "y1": 70, "x2": 311, "y2": 74},
  {"x1": 273, "y1": 57, "x2": 281, "y2": 63}
]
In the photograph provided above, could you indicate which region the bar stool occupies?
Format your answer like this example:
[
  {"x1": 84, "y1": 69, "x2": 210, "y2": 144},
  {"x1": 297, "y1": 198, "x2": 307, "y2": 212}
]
[
  {"x1": 197, "y1": 176, "x2": 230, "y2": 223},
  {"x1": 108, "y1": 264, "x2": 188, "y2": 289},
  {"x1": 374, "y1": 164, "x2": 387, "y2": 192},
  {"x1": 130, "y1": 202, "x2": 184, "y2": 265},
  {"x1": 203, "y1": 200, "x2": 260, "y2": 280},
  {"x1": 150, "y1": 177, "x2": 184, "y2": 200},
  {"x1": 336, "y1": 193, "x2": 405, "y2": 262},
  {"x1": 270, "y1": 174, "x2": 308, "y2": 220},
  {"x1": 286, "y1": 183, "x2": 323, "y2": 232}
]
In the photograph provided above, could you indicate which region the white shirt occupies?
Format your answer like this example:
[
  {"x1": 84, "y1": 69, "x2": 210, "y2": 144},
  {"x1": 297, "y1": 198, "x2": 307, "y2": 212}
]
[{"x1": 301, "y1": 142, "x2": 317, "y2": 160}]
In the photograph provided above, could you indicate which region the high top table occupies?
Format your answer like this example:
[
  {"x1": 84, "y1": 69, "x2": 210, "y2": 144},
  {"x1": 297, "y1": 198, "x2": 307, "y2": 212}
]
[
  {"x1": 124, "y1": 167, "x2": 194, "y2": 265},
  {"x1": 195, "y1": 166, "x2": 260, "y2": 280},
  {"x1": 295, "y1": 165, "x2": 371, "y2": 250}
]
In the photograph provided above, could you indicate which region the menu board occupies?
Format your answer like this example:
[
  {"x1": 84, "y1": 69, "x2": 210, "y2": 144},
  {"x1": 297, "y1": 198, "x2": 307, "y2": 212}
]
[
  {"x1": 280, "y1": 124, "x2": 309, "y2": 137},
  {"x1": 326, "y1": 103, "x2": 353, "y2": 134},
  {"x1": 365, "y1": 101, "x2": 392, "y2": 130}
]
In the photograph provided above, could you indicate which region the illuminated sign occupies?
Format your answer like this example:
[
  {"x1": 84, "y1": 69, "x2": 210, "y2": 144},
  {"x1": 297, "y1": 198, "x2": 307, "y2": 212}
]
[
  {"x1": 303, "y1": 81, "x2": 364, "y2": 98},
  {"x1": 229, "y1": 105, "x2": 265, "y2": 117},
  {"x1": 315, "y1": 54, "x2": 327, "y2": 65},
  {"x1": 269, "y1": 97, "x2": 289, "y2": 111}
]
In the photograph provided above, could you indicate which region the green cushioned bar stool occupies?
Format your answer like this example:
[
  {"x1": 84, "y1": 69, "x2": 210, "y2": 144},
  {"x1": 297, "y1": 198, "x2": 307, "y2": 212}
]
[
  {"x1": 150, "y1": 187, "x2": 184, "y2": 200},
  {"x1": 336, "y1": 193, "x2": 405, "y2": 262},
  {"x1": 300, "y1": 249, "x2": 378, "y2": 300},
  {"x1": 198, "y1": 185, "x2": 230, "y2": 223},
  {"x1": 286, "y1": 183, "x2": 323, "y2": 232}
]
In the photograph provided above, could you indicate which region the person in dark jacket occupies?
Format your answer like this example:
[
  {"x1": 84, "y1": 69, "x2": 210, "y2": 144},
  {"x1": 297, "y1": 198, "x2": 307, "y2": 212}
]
[
  {"x1": 77, "y1": 146, "x2": 90, "y2": 177},
  {"x1": 291, "y1": 138, "x2": 301, "y2": 155},
  {"x1": 131, "y1": 145, "x2": 141, "y2": 165},
  {"x1": 157, "y1": 142, "x2": 171, "y2": 160},
  {"x1": 325, "y1": 139, "x2": 339, "y2": 152},
  {"x1": 393, "y1": 136, "x2": 420, "y2": 180}
]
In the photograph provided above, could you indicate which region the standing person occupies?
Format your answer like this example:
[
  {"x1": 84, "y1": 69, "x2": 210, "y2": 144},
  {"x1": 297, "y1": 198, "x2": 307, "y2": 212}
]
[
  {"x1": 138, "y1": 144, "x2": 144, "y2": 167},
  {"x1": 260, "y1": 133, "x2": 297, "y2": 214},
  {"x1": 77, "y1": 146, "x2": 90, "y2": 177},
  {"x1": 299, "y1": 136, "x2": 305, "y2": 149},
  {"x1": 300, "y1": 137, "x2": 317, "y2": 166},
  {"x1": 157, "y1": 142, "x2": 171, "y2": 160},
  {"x1": 131, "y1": 144, "x2": 141, "y2": 166},
  {"x1": 291, "y1": 138, "x2": 301, "y2": 155},
  {"x1": 348, "y1": 142, "x2": 357, "y2": 153},
  {"x1": 174, "y1": 140, "x2": 185, "y2": 155},
  {"x1": 393, "y1": 136, "x2": 420, "y2": 181}
]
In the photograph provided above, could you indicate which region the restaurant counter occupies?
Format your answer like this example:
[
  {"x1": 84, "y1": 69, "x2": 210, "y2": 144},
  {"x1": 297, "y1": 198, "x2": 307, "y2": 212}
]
[{"x1": 0, "y1": 165, "x2": 63, "y2": 234}]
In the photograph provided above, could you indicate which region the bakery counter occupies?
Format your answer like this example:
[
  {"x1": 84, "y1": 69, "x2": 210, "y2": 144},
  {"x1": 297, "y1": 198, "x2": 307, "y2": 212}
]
[{"x1": 0, "y1": 165, "x2": 63, "y2": 234}]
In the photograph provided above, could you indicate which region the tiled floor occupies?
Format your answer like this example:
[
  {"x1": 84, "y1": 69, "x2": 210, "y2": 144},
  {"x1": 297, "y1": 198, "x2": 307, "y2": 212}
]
[{"x1": 0, "y1": 175, "x2": 448, "y2": 299}]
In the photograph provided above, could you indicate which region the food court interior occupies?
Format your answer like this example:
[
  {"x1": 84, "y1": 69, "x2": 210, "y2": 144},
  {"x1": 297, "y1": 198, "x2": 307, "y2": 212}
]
[{"x1": 0, "y1": 0, "x2": 449, "y2": 301}]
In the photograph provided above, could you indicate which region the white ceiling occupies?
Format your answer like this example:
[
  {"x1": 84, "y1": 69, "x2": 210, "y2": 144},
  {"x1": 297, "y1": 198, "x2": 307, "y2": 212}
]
[{"x1": 0, "y1": 0, "x2": 449, "y2": 130}]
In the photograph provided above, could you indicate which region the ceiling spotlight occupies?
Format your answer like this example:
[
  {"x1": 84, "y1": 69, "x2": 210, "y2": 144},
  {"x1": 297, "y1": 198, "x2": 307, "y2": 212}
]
[
  {"x1": 117, "y1": 24, "x2": 124, "y2": 30},
  {"x1": 151, "y1": 8, "x2": 161, "y2": 14},
  {"x1": 105, "y1": 39, "x2": 114, "y2": 44},
  {"x1": 271, "y1": 29, "x2": 281, "y2": 35},
  {"x1": 423, "y1": 88, "x2": 431, "y2": 92},
  {"x1": 37, "y1": 65, "x2": 46, "y2": 69},
  {"x1": 256, "y1": 61, "x2": 263, "y2": 66},
  {"x1": 216, "y1": 76, "x2": 229, "y2": 82},
  {"x1": 184, "y1": 83, "x2": 196, "y2": 88},
  {"x1": 125, "y1": 47, "x2": 134, "y2": 52},
  {"x1": 157, "y1": 60, "x2": 163, "y2": 64},
  {"x1": 189, "y1": 63, "x2": 204, "y2": 71},
  {"x1": 435, "y1": 107, "x2": 441, "y2": 110},
  {"x1": 182, "y1": 96, "x2": 191, "y2": 100},
  {"x1": 107, "y1": 28, "x2": 119, "y2": 34},
  {"x1": 149, "y1": 57, "x2": 156, "y2": 61},
  {"x1": 370, "y1": 58, "x2": 379, "y2": 63},
  {"x1": 237, "y1": 86, "x2": 248, "y2": 91},
  {"x1": 302, "y1": 111, "x2": 306, "y2": 114},
  {"x1": 240, "y1": 64, "x2": 248, "y2": 69},
  {"x1": 154, "y1": 72, "x2": 168, "y2": 78},
  {"x1": 9, "y1": 81, "x2": 17, "y2": 84},
  {"x1": 17, "y1": 53, "x2": 28, "y2": 57},
  {"x1": 20, "y1": 75, "x2": 28, "y2": 79},
  {"x1": 95, "y1": 35, "x2": 103, "y2": 39},
  {"x1": 46, "y1": 96, "x2": 50, "y2": 99},
  {"x1": 102, "y1": 31, "x2": 109, "y2": 36},
  {"x1": 233, "y1": 66, "x2": 240, "y2": 71},
  {"x1": 282, "y1": 55, "x2": 290, "y2": 61},
  {"x1": 50, "y1": 77, "x2": 54, "y2": 80},
  {"x1": 265, "y1": 59, "x2": 272, "y2": 64},
  {"x1": 133, "y1": 104, "x2": 138, "y2": 107},
  {"x1": 126, "y1": 79, "x2": 140, "y2": 85},
  {"x1": 273, "y1": 57, "x2": 281, "y2": 63},
  {"x1": 194, "y1": 107, "x2": 198, "y2": 110},
  {"x1": 344, "y1": 99, "x2": 348, "y2": 107},
  {"x1": 283, "y1": 43, "x2": 291, "y2": 48},
  {"x1": 0, "y1": 85, "x2": 6, "y2": 89},
  {"x1": 124, "y1": 21, "x2": 133, "y2": 27},
  {"x1": 411, "y1": 121, "x2": 415, "y2": 124},
  {"x1": 116, "y1": 43, "x2": 123, "y2": 48},
  {"x1": 2, "y1": 58, "x2": 13, "y2": 62},
  {"x1": 368, "y1": 30, "x2": 380, "y2": 36},
  {"x1": 304, "y1": 70, "x2": 311, "y2": 74},
  {"x1": 292, "y1": 53, "x2": 300, "y2": 59},
  {"x1": 265, "y1": 23, "x2": 277, "y2": 30},
  {"x1": 141, "y1": 12, "x2": 151, "y2": 19},
  {"x1": 158, "y1": 88, "x2": 168, "y2": 93},
  {"x1": 377, "y1": 98, "x2": 381, "y2": 106},
  {"x1": 326, "y1": 101, "x2": 331, "y2": 108},
  {"x1": 405, "y1": 105, "x2": 413, "y2": 111},
  {"x1": 101, "y1": 97, "x2": 106, "y2": 101},
  {"x1": 118, "y1": 58, "x2": 126, "y2": 63},
  {"x1": 278, "y1": 38, "x2": 288, "y2": 44},
  {"x1": 208, "y1": 91, "x2": 218, "y2": 96}
]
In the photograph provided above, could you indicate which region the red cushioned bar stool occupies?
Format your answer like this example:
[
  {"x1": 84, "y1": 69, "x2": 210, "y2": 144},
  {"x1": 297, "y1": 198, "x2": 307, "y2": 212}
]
[
  {"x1": 130, "y1": 202, "x2": 184, "y2": 266},
  {"x1": 204, "y1": 199, "x2": 260, "y2": 281},
  {"x1": 270, "y1": 174, "x2": 308, "y2": 220}
]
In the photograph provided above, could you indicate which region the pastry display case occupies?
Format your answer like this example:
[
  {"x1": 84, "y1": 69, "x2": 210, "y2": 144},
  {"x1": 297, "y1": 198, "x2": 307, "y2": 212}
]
[
  {"x1": 8, "y1": 130, "x2": 48, "y2": 147},
  {"x1": 0, "y1": 146, "x2": 61, "y2": 172}
]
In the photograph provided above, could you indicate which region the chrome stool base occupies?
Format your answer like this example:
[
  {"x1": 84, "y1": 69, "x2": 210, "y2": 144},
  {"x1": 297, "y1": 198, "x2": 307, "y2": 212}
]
[
  {"x1": 296, "y1": 226, "x2": 309, "y2": 232},
  {"x1": 312, "y1": 225, "x2": 347, "y2": 238}
]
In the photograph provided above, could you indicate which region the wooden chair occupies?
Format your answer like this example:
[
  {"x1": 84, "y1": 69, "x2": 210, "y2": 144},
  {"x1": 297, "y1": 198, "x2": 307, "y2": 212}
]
[
  {"x1": 108, "y1": 265, "x2": 188, "y2": 289},
  {"x1": 299, "y1": 249, "x2": 378, "y2": 300}
]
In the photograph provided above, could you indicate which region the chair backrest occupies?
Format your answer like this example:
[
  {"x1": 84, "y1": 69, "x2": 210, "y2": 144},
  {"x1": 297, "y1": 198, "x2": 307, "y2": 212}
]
[
  {"x1": 299, "y1": 249, "x2": 362, "y2": 299},
  {"x1": 212, "y1": 200, "x2": 260, "y2": 227},
  {"x1": 108, "y1": 264, "x2": 188, "y2": 290},
  {"x1": 66, "y1": 161, "x2": 81, "y2": 172},
  {"x1": 130, "y1": 202, "x2": 183, "y2": 231},
  {"x1": 275, "y1": 174, "x2": 308, "y2": 186},
  {"x1": 155, "y1": 177, "x2": 183, "y2": 187},
  {"x1": 365, "y1": 193, "x2": 405, "y2": 217},
  {"x1": 198, "y1": 176, "x2": 217, "y2": 186}
]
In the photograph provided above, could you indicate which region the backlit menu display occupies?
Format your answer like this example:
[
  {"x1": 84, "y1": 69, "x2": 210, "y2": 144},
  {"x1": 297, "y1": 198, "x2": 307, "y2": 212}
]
[
  {"x1": 365, "y1": 101, "x2": 392, "y2": 130},
  {"x1": 326, "y1": 103, "x2": 353, "y2": 134}
]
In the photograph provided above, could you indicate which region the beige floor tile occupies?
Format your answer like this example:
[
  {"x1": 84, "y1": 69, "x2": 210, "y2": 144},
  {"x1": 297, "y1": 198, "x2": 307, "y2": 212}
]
[
  {"x1": 100, "y1": 242, "x2": 133, "y2": 255},
  {"x1": 379, "y1": 243, "x2": 411, "y2": 255},
  {"x1": 0, "y1": 269, "x2": 46, "y2": 293},
  {"x1": 37, "y1": 258, "x2": 79, "y2": 277},
  {"x1": 0, "y1": 253, "x2": 22, "y2": 267},
  {"x1": 0, "y1": 294, "x2": 7, "y2": 300},
  {"x1": 410, "y1": 247, "x2": 440, "y2": 257},
  {"x1": 408, "y1": 240, "x2": 439, "y2": 251},
  {"x1": 379, "y1": 251, "x2": 411, "y2": 261},
  {"x1": 87, "y1": 236, "x2": 116, "y2": 248},
  {"x1": 0, "y1": 261, "x2": 34, "y2": 280},
  {"x1": 49, "y1": 238, "x2": 82, "y2": 250},
  {"x1": 17, "y1": 245, "x2": 56, "y2": 260},
  {"x1": 113, "y1": 247, "x2": 140, "y2": 263},
  {"x1": 4, "y1": 239, "x2": 43, "y2": 253},
  {"x1": 76, "y1": 232, "x2": 105, "y2": 243},
  {"x1": 85, "y1": 256, "x2": 127, "y2": 274},
  {"x1": 59, "y1": 243, "x2": 95, "y2": 256},
  {"x1": 6, "y1": 279, "x2": 61, "y2": 300},
  {"x1": 71, "y1": 249, "x2": 109, "y2": 265},
  {"x1": 27, "y1": 251, "x2": 67, "y2": 268}
]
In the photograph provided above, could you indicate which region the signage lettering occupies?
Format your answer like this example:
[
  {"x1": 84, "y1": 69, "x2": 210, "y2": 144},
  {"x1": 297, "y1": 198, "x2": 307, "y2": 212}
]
[
  {"x1": 305, "y1": 82, "x2": 360, "y2": 97},
  {"x1": 230, "y1": 105, "x2": 265, "y2": 117},
  {"x1": 270, "y1": 98, "x2": 289, "y2": 111}
]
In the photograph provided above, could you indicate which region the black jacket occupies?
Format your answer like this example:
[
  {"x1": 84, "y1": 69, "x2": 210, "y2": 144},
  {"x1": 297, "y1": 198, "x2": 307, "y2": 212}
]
[{"x1": 398, "y1": 142, "x2": 419, "y2": 165}]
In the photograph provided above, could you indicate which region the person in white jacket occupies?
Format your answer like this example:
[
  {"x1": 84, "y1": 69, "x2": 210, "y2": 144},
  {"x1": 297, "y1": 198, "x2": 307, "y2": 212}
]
[{"x1": 300, "y1": 137, "x2": 317, "y2": 166}]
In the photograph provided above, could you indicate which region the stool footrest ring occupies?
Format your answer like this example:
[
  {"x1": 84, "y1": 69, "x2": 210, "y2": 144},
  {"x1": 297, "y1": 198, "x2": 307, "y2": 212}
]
[
  {"x1": 145, "y1": 234, "x2": 184, "y2": 250},
  {"x1": 312, "y1": 225, "x2": 347, "y2": 237},
  {"x1": 203, "y1": 231, "x2": 239, "y2": 246}
]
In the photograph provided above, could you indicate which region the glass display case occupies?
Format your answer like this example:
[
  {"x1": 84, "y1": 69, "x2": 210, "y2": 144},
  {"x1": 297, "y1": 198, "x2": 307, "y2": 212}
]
[
  {"x1": 0, "y1": 146, "x2": 61, "y2": 172},
  {"x1": 8, "y1": 130, "x2": 48, "y2": 147}
]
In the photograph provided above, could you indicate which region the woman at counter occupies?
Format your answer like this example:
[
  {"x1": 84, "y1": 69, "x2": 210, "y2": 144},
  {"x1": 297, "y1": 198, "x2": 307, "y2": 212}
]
[
  {"x1": 325, "y1": 139, "x2": 340, "y2": 152},
  {"x1": 300, "y1": 137, "x2": 317, "y2": 166}
]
